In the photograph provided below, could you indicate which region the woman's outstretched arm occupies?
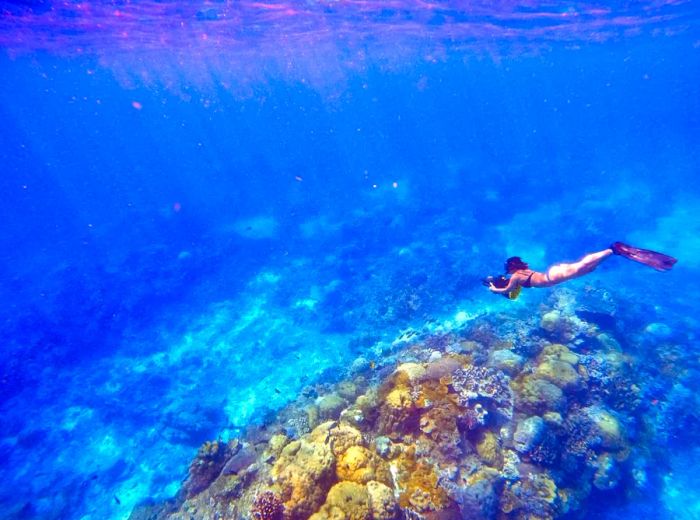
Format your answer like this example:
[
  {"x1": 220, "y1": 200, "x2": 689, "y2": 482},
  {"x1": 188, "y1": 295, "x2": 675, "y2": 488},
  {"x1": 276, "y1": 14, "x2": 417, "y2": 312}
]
[{"x1": 489, "y1": 276, "x2": 518, "y2": 294}]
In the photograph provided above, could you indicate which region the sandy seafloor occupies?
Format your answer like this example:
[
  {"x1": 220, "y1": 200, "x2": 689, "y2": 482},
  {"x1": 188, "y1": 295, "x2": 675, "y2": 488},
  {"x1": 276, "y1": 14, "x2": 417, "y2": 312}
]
[{"x1": 1, "y1": 2, "x2": 700, "y2": 520}]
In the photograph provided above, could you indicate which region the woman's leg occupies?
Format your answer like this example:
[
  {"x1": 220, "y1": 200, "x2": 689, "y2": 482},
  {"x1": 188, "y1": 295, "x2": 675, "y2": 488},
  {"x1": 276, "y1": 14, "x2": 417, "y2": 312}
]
[
  {"x1": 572, "y1": 248, "x2": 614, "y2": 274},
  {"x1": 547, "y1": 248, "x2": 614, "y2": 283}
]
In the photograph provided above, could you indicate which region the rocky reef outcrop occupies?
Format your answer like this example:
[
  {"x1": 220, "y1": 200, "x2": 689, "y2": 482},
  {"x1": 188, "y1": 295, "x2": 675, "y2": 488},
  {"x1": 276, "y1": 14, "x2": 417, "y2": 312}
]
[{"x1": 131, "y1": 288, "x2": 690, "y2": 520}]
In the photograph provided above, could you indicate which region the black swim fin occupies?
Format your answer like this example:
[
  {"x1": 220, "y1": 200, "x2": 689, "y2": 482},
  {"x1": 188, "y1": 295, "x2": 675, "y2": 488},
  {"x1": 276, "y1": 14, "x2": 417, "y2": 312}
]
[{"x1": 611, "y1": 242, "x2": 677, "y2": 272}]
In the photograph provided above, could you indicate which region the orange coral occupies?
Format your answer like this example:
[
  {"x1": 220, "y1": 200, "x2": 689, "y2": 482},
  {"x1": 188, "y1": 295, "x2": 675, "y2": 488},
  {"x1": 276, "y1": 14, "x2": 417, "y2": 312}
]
[
  {"x1": 337, "y1": 445, "x2": 391, "y2": 485},
  {"x1": 393, "y1": 448, "x2": 453, "y2": 514}
]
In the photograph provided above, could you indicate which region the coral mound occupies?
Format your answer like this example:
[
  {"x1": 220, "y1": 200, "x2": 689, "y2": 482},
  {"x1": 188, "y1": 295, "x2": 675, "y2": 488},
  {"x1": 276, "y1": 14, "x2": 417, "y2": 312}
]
[{"x1": 145, "y1": 297, "x2": 674, "y2": 520}]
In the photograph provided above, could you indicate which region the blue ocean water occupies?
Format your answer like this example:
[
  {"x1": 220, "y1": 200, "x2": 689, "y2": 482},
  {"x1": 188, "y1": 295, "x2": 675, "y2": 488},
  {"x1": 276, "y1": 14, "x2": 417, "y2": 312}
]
[{"x1": 1, "y1": 1, "x2": 699, "y2": 519}]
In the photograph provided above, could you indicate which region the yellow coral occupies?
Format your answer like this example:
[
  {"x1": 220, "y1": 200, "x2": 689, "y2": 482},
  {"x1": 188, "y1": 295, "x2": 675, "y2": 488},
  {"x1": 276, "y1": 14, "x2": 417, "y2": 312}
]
[
  {"x1": 465, "y1": 466, "x2": 500, "y2": 487},
  {"x1": 376, "y1": 371, "x2": 418, "y2": 438},
  {"x1": 395, "y1": 362, "x2": 427, "y2": 381},
  {"x1": 271, "y1": 436, "x2": 335, "y2": 519},
  {"x1": 586, "y1": 407, "x2": 624, "y2": 449},
  {"x1": 267, "y1": 434, "x2": 289, "y2": 457},
  {"x1": 539, "y1": 343, "x2": 579, "y2": 365},
  {"x1": 514, "y1": 374, "x2": 565, "y2": 414},
  {"x1": 385, "y1": 387, "x2": 413, "y2": 410},
  {"x1": 337, "y1": 446, "x2": 391, "y2": 485},
  {"x1": 499, "y1": 473, "x2": 558, "y2": 517},
  {"x1": 308, "y1": 481, "x2": 371, "y2": 520},
  {"x1": 366, "y1": 481, "x2": 398, "y2": 520},
  {"x1": 536, "y1": 360, "x2": 581, "y2": 390},
  {"x1": 414, "y1": 377, "x2": 455, "y2": 408},
  {"x1": 475, "y1": 430, "x2": 502, "y2": 467},
  {"x1": 532, "y1": 473, "x2": 558, "y2": 503},
  {"x1": 379, "y1": 368, "x2": 465, "y2": 458},
  {"x1": 309, "y1": 421, "x2": 365, "y2": 457},
  {"x1": 393, "y1": 450, "x2": 452, "y2": 514}
]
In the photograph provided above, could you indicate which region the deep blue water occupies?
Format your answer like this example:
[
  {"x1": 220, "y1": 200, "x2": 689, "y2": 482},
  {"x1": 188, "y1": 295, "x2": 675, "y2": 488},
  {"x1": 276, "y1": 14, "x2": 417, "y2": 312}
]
[{"x1": 1, "y1": 2, "x2": 699, "y2": 519}]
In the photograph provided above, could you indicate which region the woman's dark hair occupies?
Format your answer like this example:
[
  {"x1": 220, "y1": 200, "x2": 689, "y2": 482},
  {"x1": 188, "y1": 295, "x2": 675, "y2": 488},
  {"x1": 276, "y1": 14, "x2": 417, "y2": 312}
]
[{"x1": 505, "y1": 256, "x2": 529, "y2": 274}]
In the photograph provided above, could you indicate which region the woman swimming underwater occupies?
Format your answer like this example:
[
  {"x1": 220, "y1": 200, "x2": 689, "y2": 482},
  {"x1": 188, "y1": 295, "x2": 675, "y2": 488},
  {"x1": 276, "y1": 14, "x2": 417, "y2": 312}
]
[{"x1": 485, "y1": 242, "x2": 677, "y2": 299}]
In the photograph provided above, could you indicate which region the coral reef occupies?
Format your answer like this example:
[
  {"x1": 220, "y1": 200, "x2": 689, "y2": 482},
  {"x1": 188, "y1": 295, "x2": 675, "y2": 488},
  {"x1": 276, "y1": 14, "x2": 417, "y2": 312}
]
[
  {"x1": 181, "y1": 440, "x2": 236, "y2": 498},
  {"x1": 452, "y1": 364, "x2": 514, "y2": 422},
  {"x1": 336, "y1": 445, "x2": 391, "y2": 485},
  {"x1": 308, "y1": 481, "x2": 370, "y2": 520},
  {"x1": 251, "y1": 491, "x2": 284, "y2": 520},
  {"x1": 271, "y1": 432, "x2": 336, "y2": 518},
  {"x1": 150, "y1": 293, "x2": 687, "y2": 520}
]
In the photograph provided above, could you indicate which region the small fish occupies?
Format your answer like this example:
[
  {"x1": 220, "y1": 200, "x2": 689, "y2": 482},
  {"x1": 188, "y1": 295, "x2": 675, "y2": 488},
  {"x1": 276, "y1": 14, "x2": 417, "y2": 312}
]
[
  {"x1": 324, "y1": 421, "x2": 338, "y2": 444},
  {"x1": 274, "y1": 388, "x2": 281, "y2": 394},
  {"x1": 369, "y1": 361, "x2": 376, "y2": 370},
  {"x1": 114, "y1": 495, "x2": 121, "y2": 505}
]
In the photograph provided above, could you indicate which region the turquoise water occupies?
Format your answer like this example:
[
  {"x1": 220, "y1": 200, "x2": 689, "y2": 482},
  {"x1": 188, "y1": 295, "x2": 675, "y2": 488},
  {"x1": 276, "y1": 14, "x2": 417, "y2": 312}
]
[{"x1": 1, "y1": 2, "x2": 699, "y2": 519}]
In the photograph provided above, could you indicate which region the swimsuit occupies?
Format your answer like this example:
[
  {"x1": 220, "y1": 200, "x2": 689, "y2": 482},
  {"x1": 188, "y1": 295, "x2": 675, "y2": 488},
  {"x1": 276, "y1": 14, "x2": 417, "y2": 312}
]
[{"x1": 522, "y1": 271, "x2": 535, "y2": 288}]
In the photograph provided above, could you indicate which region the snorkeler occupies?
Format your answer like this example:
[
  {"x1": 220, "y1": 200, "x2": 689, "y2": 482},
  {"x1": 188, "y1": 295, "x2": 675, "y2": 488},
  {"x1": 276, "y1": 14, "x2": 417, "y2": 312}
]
[{"x1": 484, "y1": 242, "x2": 677, "y2": 299}]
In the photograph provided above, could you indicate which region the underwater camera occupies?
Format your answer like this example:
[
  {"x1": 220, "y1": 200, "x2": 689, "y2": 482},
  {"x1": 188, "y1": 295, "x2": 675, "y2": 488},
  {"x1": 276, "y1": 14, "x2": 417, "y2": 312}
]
[
  {"x1": 482, "y1": 274, "x2": 520, "y2": 299},
  {"x1": 481, "y1": 274, "x2": 508, "y2": 288}
]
